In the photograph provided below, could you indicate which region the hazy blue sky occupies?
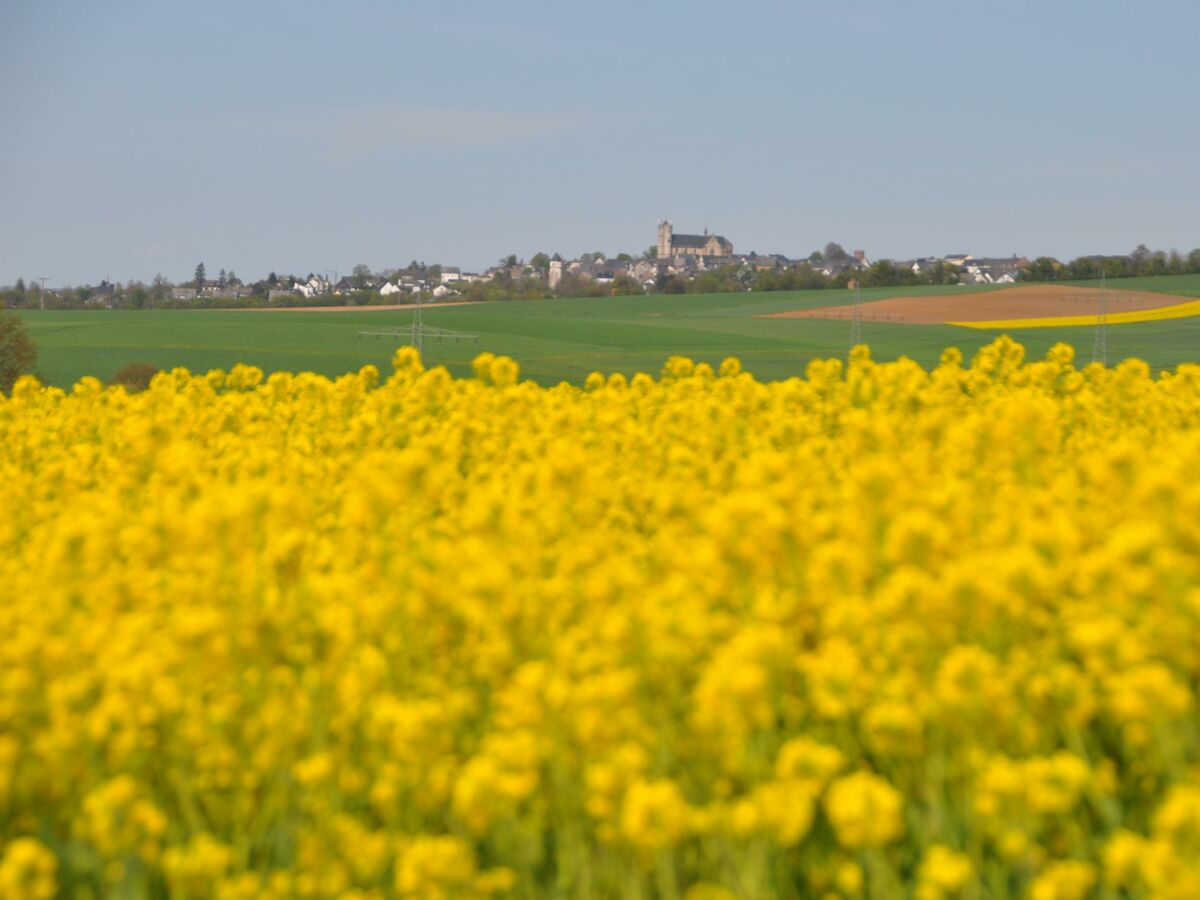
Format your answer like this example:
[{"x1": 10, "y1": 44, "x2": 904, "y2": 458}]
[{"x1": 2, "y1": 0, "x2": 1198, "y2": 285}]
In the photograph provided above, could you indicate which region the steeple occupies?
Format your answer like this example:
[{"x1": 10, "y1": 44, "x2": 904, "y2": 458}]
[{"x1": 657, "y1": 220, "x2": 673, "y2": 259}]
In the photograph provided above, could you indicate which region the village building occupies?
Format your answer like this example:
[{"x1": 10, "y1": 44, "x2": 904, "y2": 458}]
[
  {"x1": 737, "y1": 252, "x2": 790, "y2": 272},
  {"x1": 293, "y1": 274, "x2": 330, "y2": 298},
  {"x1": 439, "y1": 267, "x2": 485, "y2": 285},
  {"x1": 657, "y1": 220, "x2": 733, "y2": 260}
]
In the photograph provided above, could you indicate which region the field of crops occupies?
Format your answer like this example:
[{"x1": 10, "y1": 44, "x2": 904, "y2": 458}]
[
  {"x1": 2, "y1": 338, "x2": 1199, "y2": 898},
  {"x1": 951, "y1": 299, "x2": 1200, "y2": 330},
  {"x1": 15, "y1": 274, "x2": 1200, "y2": 388}
]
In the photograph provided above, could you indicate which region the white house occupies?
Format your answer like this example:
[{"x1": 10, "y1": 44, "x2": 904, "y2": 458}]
[
  {"x1": 962, "y1": 264, "x2": 994, "y2": 284},
  {"x1": 380, "y1": 282, "x2": 402, "y2": 297},
  {"x1": 295, "y1": 274, "x2": 329, "y2": 298}
]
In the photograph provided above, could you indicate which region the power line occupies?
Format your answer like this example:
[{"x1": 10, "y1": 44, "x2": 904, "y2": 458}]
[
  {"x1": 413, "y1": 293, "x2": 423, "y2": 358},
  {"x1": 1092, "y1": 271, "x2": 1108, "y2": 366},
  {"x1": 849, "y1": 279, "x2": 862, "y2": 350},
  {"x1": 358, "y1": 295, "x2": 476, "y2": 351}
]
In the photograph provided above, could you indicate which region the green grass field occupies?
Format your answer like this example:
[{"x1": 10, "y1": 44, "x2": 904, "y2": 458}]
[
  {"x1": 1070, "y1": 273, "x2": 1200, "y2": 295},
  {"x1": 15, "y1": 275, "x2": 1200, "y2": 388}
]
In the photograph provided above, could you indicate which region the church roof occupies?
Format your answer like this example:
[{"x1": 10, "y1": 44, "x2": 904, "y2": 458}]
[{"x1": 672, "y1": 232, "x2": 731, "y2": 249}]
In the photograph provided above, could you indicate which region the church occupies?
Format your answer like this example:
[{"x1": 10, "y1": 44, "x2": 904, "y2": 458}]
[{"x1": 657, "y1": 220, "x2": 733, "y2": 260}]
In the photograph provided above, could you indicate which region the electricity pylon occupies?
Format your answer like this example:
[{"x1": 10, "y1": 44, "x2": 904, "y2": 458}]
[
  {"x1": 849, "y1": 280, "x2": 863, "y2": 349},
  {"x1": 1092, "y1": 271, "x2": 1108, "y2": 366}
]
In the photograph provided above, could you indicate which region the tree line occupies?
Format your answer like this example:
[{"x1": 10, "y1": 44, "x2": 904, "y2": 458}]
[{"x1": 1022, "y1": 245, "x2": 1200, "y2": 282}]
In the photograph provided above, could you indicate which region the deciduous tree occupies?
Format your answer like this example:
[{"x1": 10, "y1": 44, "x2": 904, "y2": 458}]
[
  {"x1": 1024, "y1": 257, "x2": 1059, "y2": 282},
  {"x1": 352, "y1": 264, "x2": 372, "y2": 289},
  {"x1": 1103, "y1": 257, "x2": 1129, "y2": 279},
  {"x1": 150, "y1": 274, "x2": 170, "y2": 306},
  {"x1": 1067, "y1": 257, "x2": 1101, "y2": 280}
]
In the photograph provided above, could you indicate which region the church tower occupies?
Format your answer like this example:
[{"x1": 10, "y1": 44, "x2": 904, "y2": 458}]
[
  {"x1": 548, "y1": 253, "x2": 563, "y2": 290},
  {"x1": 657, "y1": 220, "x2": 673, "y2": 260}
]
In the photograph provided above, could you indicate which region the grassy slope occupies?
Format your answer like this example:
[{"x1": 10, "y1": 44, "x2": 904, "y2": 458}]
[{"x1": 15, "y1": 278, "x2": 1200, "y2": 388}]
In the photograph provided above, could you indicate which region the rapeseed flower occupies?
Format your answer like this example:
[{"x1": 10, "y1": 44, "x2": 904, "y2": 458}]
[{"x1": 1, "y1": 340, "x2": 1199, "y2": 896}]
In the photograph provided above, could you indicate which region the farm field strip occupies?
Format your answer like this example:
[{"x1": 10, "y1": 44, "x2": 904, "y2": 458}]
[
  {"x1": 950, "y1": 298, "x2": 1200, "y2": 329},
  {"x1": 765, "y1": 284, "x2": 1194, "y2": 326},
  {"x1": 14, "y1": 276, "x2": 1200, "y2": 388}
]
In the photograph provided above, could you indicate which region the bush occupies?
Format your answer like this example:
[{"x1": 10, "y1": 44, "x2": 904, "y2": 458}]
[
  {"x1": 111, "y1": 362, "x2": 160, "y2": 393},
  {"x1": 0, "y1": 311, "x2": 37, "y2": 393}
]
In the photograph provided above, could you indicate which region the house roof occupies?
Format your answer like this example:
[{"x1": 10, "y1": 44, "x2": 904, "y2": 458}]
[{"x1": 971, "y1": 258, "x2": 1022, "y2": 268}]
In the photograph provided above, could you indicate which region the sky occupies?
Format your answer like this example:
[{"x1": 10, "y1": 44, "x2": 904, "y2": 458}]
[{"x1": 1, "y1": 0, "x2": 1198, "y2": 286}]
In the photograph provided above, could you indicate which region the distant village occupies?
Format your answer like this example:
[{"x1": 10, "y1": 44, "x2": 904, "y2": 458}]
[{"x1": 3, "y1": 222, "x2": 1195, "y2": 310}]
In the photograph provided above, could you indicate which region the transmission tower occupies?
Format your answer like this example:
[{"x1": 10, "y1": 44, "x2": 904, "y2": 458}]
[
  {"x1": 36, "y1": 276, "x2": 50, "y2": 311},
  {"x1": 1092, "y1": 271, "x2": 1108, "y2": 366},
  {"x1": 411, "y1": 293, "x2": 424, "y2": 358},
  {"x1": 358, "y1": 292, "x2": 476, "y2": 350},
  {"x1": 849, "y1": 280, "x2": 863, "y2": 349}
]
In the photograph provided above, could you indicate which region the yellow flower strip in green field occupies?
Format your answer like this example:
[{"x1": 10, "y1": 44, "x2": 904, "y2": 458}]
[
  {"x1": 3, "y1": 339, "x2": 1200, "y2": 898},
  {"x1": 949, "y1": 297, "x2": 1200, "y2": 328}
]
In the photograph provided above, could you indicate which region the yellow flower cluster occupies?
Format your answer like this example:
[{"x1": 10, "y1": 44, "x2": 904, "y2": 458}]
[{"x1": 2, "y1": 337, "x2": 1200, "y2": 898}]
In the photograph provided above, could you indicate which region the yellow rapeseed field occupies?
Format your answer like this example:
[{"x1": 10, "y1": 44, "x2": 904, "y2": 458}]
[
  {"x1": 2, "y1": 338, "x2": 1200, "y2": 899},
  {"x1": 949, "y1": 298, "x2": 1200, "y2": 329}
]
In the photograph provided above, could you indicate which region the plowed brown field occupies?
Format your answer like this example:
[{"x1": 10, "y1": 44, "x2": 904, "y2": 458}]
[{"x1": 765, "y1": 284, "x2": 1187, "y2": 324}]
